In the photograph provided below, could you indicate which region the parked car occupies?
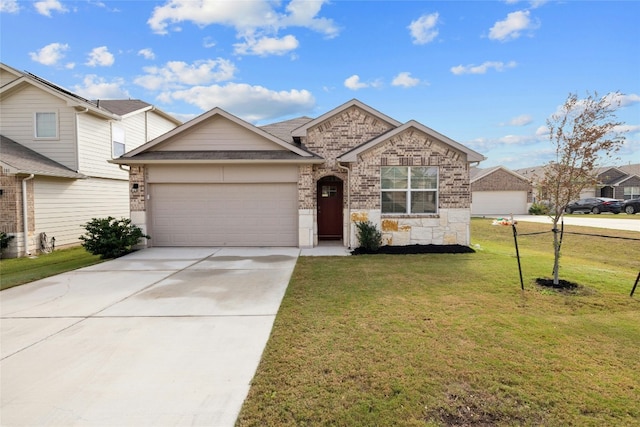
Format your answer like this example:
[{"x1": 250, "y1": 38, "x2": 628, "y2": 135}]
[
  {"x1": 623, "y1": 197, "x2": 640, "y2": 214},
  {"x1": 565, "y1": 198, "x2": 622, "y2": 214}
]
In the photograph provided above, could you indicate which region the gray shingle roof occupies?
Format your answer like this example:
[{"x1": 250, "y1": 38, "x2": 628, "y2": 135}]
[
  {"x1": 259, "y1": 117, "x2": 313, "y2": 143},
  {"x1": 96, "y1": 99, "x2": 151, "y2": 116},
  {"x1": 126, "y1": 150, "x2": 322, "y2": 161},
  {"x1": 0, "y1": 135, "x2": 85, "y2": 178}
]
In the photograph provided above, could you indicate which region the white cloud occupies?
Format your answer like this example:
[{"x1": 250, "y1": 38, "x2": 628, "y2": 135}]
[
  {"x1": 137, "y1": 48, "x2": 155, "y2": 60},
  {"x1": 86, "y1": 46, "x2": 115, "y2": 67},
  {"x1": 408, "y1": 12, "x2": 439, "y2": 45},
  {"x1": 134, "y1": 59, "x2": 237, "y2": 90},
  {"x1": 489, "y1": 10, "x2": 539, "y2": 41},
  {"x1": 344, "y1": 75, "x2": 368, "y2": 90},
  {"x1": 29, "y1": 42, "x2": 69, "y2": 66},
  {"x1": 147, "y1": 0, "x2": 338, "y2": 57},
  {"x1": 34, "y1": 0, "x2": 67, "y2": 16},
  {"x1": 0, "y1": 0, "x2": 20, "y2": 13},
  {"x1": 505, "y1": 114, "x2": 533, "y2": 126},
  {"x1": 392, "y1": 72, "x2": 420, "y2": 88},
  {"x1": 234, "y1": 34, "x2": 299, "y2": 56},
  {"x1": 73, "y1": 74, "x2": 130, "y2": 99},
  {"x1": 603, "y1": 92, "x2": 640, "y2": 108},
  {"x1": 160, "y1": 82, "x2": 315, "y2": 122},
  {"x1": 450, "y1": 61, "x2": 517, "y2": 75}
]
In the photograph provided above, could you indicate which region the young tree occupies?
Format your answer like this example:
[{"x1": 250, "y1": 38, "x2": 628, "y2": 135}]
[{"x1": 539, "y1": 91, "x2": 626, "y2": 285}]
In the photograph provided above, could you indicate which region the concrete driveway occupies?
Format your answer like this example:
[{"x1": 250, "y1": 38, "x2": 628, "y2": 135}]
[
  {"x1": 0, "y1": 247, "x2": 299, "y2": 427},
  {"x1": 510, "y1": 214, "x2": 640, "y2": 232}
]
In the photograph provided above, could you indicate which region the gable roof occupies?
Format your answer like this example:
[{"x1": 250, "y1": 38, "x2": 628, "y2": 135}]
[
  {"x1": 260, "y1": 116, "x2": 313, "y2": 143},
  {"x1": 0, "y1": 135, "x2": 86, "y2": 179},
  {"x1": 338, "y1": 120, "x2": 486, "y2": 163},
  {"x1": 97, "y1": 99, "x2": 181, "y2": 125},
  {"x1": 470, "y1": 165, "x2": 529, "y2": 183},
  {"x1": 112, "y1": 107, "x2": 322, "y2": 164},
  {"x1": 291, "y1": 99, "x2": 402, "y2": 138}
]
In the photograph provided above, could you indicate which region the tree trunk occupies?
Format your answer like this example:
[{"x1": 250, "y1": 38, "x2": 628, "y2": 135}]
[{"x1": 552, "y1": 217, "x2": 561, "y2": 285}]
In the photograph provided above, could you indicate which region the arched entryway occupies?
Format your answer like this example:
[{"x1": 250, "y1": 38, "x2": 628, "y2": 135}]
[{"x1": 317, "y1": 176, "x2": 343, "y2": 240}]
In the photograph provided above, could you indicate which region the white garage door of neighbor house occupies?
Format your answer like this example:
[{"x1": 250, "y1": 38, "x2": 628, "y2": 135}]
[
  {"x1": 472, "y1": 191, "x2": 528, "y2": 216},
  {"x1": 150, "y1": 183, "x2": 298, "y2": 246}
]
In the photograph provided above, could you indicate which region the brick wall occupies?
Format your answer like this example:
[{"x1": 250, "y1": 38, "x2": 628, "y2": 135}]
[
  {"x1": 0, "y1": 170, "x2": 35, "y2": 257},
  {"x1": 130, "y1": 165, "x2": 146, "y2": 211}
]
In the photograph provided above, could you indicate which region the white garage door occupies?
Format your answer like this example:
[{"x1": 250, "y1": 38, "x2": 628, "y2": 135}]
[
  {"x1": 472, "y1": 191, "x2": 528, "y2": 215},
  {"x1": 150, "y1": 183, "x2": 297, "y2": 246}
]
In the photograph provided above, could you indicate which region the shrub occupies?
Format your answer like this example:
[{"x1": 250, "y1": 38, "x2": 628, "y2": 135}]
[
  {"x1": 529, "y1": 202, "x2": 550, "y2": 215},
  {"x1": 355, "y1": 221, "x2": 382, "y2": 252},
  {"x1": 80, "y1": 217, "x2": 149, "y2": 259},
  {"x1": 1, "y1": 231, "x2": 15, "y2": 258}
]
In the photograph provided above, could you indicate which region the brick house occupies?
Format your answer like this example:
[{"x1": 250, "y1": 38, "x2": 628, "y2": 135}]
[
  {"x1": 111, "y1": 99, "x2": 485, "y2": 249},
  {"x1": 470, "y1": 166, "x2": 533, "y2": 215},
  {"x1": 0, "y1": 62, "x2": 180, "y2": 257}
]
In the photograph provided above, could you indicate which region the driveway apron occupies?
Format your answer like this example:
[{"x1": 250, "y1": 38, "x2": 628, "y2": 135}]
[{"x1": 0, "y1": 247, "x2": 299, "y2": 427}]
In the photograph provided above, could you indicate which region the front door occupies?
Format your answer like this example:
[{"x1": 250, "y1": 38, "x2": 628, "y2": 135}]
[{"x1": 317, "y1": 176, "x2": 343, "y2": 240}]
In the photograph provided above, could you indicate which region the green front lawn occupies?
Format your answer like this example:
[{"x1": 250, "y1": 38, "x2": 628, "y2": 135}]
[
  {"x1": 0, "y1": 246, "x2": 103, "y2": 290},
  {"x1": 237, "y1": 219, "x2": 640, "y2": 426}
]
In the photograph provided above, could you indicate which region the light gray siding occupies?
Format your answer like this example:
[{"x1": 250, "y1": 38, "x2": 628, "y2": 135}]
[
  {"x1": 33, "y1": 177, "x2": 129, "y2": 248},
  {"x1": 0, "y1": 85, "x2": 78, "y2": 170}
]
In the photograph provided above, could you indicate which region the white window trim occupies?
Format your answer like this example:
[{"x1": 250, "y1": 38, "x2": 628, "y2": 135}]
[
  {"x1": 381, "y1": 166, "x2": 439, "y2": 215},
  {"x1": 34, "y1": 111, "x2": 59, "y2": 139}
]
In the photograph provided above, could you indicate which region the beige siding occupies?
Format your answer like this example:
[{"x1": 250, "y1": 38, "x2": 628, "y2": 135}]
[
  {"x1": 0, "y1": 68, "x2": 20, "y2": 86},
  {"x1": 153, "y1": 115, "x2": 284, "y2": 151},
  {"x1": 122, "y1": 113, "x2": 146, "y2": 150},
  {"x1": 146, "y1": 111, "x2": 178, "y2": 141},
  {"x1": 0, "y1": 86, "x2": 77, "y2": 170},
  {"x1": 33, "y1": 177, "x2": 129, "y2": 247},
  {"x1": 147, "y1": 164, "x2": 298, "y2": 183},
  {"x1": 77, "y1": 113, "x2": 127, "y2": 179}
]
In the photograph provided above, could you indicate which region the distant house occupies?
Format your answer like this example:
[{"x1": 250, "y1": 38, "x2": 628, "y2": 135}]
[
  {"x1": 111, "y1": 99, "x2": 485, "y2": 249},
  {"x1": 515, "y1": 163, "x2": 640, "y2": 202},
  {"x1": 0, "y1": 63, "x2": 181, "y2": 257},
  {"x1": 470, "y1": 166, "x2": 532, "y2": 215}
]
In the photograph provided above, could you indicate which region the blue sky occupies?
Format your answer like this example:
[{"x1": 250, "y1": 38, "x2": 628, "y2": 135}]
[{"x1": 1, "y1": 0, "x2": 639, "y2": 169}]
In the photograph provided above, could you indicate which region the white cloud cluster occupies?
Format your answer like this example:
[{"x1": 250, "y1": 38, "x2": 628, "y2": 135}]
[
  {"x1": 73, "y1": 74, "x2": 130, "y2": 99},
  {"x1": 408, "y1": 12, "x2": 440, "y2": 45},
  {"x1": 86, "y1": 46, "x2": 115, "y2": 67},
  {"x1": 34, "y1": 0, "x2": 67, "y2": 17},
  {"x1": 504, "y1": 114, "x2": 534, "y2": 127},
  {"x1": 135, "y1": 59, "x2": 237, "y2": 90},
  {"x1": 160, "y1": 83, "x2": 315, "y2": 122},
  {"x1": 0, "y1": 0, "x2": 20, "y2": 13},
  {"x1": 489, "y1": 10, "x2": 539, "y2": 41},
  {"x1": 344, "y1": 75, "x2": 383, "y2": 91},
  {"x1": 138, "y1": 48, "x2": 156, "y2": 60},
  {"x1": 29, "y1": 42, "x2": 70, "y2": 66},
  {"x1": 451, "y1": 61, "x2": 517, "y2": 75},
  {"x1": 392, "y1": 72, "x2": 421, "y2": 88},
  {"x1": 147, "y1": 0, "x2": 337, "y2": 57}
]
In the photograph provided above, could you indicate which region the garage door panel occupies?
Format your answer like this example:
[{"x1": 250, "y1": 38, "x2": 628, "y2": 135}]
[{"x1": 150, "y1": 183, "x2": 297, "y2": 247}]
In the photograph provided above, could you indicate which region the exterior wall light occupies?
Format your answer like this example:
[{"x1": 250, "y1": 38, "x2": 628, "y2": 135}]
[{"x1": 131, "y1": 183, "x2": 139, "y2": 193}]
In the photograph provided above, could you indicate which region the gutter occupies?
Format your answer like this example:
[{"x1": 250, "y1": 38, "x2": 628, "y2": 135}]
[
  {"x1": 337, "y1": 162, "x2": 351, "y2": 248},
  {"x1": 22, "y1": 174, "x2": 34, "y2": 256}
]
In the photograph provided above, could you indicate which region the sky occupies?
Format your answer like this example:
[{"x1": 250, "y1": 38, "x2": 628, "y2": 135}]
[{"x1": 1, "y1": 0, "x2": 639, "y2": 170}]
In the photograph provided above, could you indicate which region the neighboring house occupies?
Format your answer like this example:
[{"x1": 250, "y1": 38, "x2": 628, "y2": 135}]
[
  {"x1": 0, "y1": 63, "x2": 181, "y2": 257},
  {"x1": 470, "y1": 166, "x2": 532, "y2": 215},
  {"x1": 111, "y1": 99, "x2": 485, "y2": 249},
  {"x1": 516, "y1": 163, "x2": 640, "y2": 202}
]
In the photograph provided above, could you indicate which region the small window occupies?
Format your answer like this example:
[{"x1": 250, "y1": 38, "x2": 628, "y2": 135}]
[
  {"x1": 624, "y1": 186, "x2": 640, "y2": 200},
  {"x1": 112, "y1": 125, "x2": 126, "y2": 158},
  {"x1": 35, "y1": 112, "x2": 58, "y2": 138},
  {"x1": 381, "y1": 166, "x2": 438, "y2": 214}
]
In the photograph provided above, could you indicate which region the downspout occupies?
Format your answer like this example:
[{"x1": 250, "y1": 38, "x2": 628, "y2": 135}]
[
  {"x1": 337, "y1": 162, "x2": 351, "y2": 248},
  {"x1": 22, "y1": 174, "x2": 35, "y2": 256}
]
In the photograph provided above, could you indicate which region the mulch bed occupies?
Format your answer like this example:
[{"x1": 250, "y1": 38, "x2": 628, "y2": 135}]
[
  {"x1": 535, "y1": 278, "x2": 579, "y2": 290},
  {"x1": 351, "y1": 244, "x2": 475, "y2": 255}
]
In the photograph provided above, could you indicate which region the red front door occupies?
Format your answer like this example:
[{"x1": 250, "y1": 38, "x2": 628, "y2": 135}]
[{"x1": 317, "y1": 177, "x2": 343, "y2": 240}]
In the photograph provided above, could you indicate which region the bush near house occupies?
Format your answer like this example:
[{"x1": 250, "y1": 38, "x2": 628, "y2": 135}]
[
  {"x1": 0, "y1": 232, "x2": 15, "y2": 258},
  {"x1": 354, "y1": 221, "x2": 382, "y2": 252},
  {"x1": 80, "y1": 217, "x2": 149, "y2": 259}
]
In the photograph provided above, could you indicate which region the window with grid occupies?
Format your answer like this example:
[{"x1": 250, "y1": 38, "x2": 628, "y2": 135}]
[
  {"x1": 381, "y1": 166, "x2": 438, "y2": 214},
  {"x1": 112, "y1": 125, "x2": 126, "y2": 158},
  {"x1": 624, "y1": 186, "x2": 640, "y2": 199},
  {"x1": 35, "y1": 112, "x2": 58, "y2": 138}
]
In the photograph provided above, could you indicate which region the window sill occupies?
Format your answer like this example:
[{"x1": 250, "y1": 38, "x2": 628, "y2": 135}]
[{"x1": 381, "y1": 213, "x2": 440, "y2": 219}]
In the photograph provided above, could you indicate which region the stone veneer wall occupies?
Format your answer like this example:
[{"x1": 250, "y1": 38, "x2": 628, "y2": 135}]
[
  {"x1": 0, "y1": 171, "x2": 35, "y2": 257},
  {"x1": 471, "y1": 169, "x2": 533, "y2": 203},
  {"x1": 129, "y1": 165, "x2": 149, "y2": 247}
]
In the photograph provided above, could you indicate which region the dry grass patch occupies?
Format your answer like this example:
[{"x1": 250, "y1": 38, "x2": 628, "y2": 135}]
[{"x1": 237, "y1": 219, "x2": 640, "y2": 426}]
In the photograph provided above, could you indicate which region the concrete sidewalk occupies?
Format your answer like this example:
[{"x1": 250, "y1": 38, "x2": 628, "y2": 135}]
[{"x1": 1, "y1": 247, "x2": 299, "y2": 427}]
